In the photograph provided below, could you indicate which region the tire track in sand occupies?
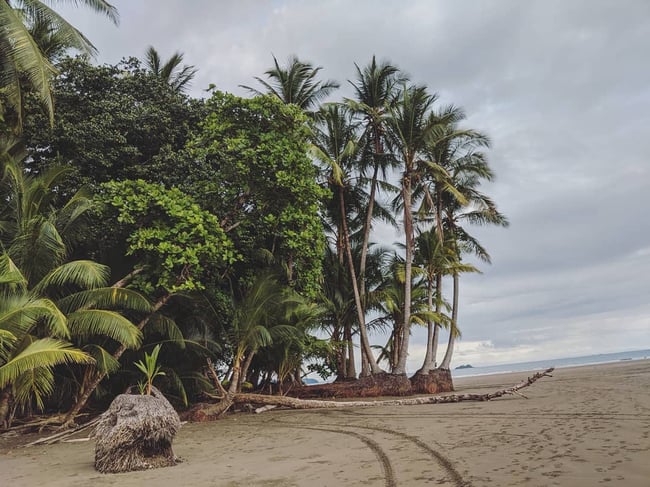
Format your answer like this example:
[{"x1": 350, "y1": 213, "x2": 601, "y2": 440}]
[
  {"x1": 272, "y1": 416, "x2": 468, "y2": 486},
  {"x1": 271, "y1": 422, "x2": 396, "y2": 487}
]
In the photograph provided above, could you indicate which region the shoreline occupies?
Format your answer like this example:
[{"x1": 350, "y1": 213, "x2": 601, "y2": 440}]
[{"x1": 2, "y1": 360, "x2": 649, "y2": 486}]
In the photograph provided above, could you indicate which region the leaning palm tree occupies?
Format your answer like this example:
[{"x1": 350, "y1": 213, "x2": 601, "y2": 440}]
[
  {"x1": 242, "y1": 55, "x2": 339, "y2": 112},
  {"x1": 143, "y1": 46, "x2": 197, "y2": 93},
  {"x1": 311, "y1": 103, "x2": 383, "y2": 376},
  {"x1": 0, "y1": 0, "x2": 118, "y2": 129}
]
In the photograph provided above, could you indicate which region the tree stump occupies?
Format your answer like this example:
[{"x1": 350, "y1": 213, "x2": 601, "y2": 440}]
[
  {"x1": 410, "y1": 368, "x2": 454, "y2": 394},
  {"x1": 91, "y1": 387, "x2": 181, "y2": 473}
]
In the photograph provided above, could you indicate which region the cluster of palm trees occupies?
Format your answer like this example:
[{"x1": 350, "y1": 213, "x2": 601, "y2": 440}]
[{"x1": 251, "y1": 55, "x2": 508, "y2": 383}]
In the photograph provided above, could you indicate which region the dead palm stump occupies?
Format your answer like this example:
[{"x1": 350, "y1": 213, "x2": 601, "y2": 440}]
[{"x1": 91, "y1": 387, "x2": 181, "y2": 473}]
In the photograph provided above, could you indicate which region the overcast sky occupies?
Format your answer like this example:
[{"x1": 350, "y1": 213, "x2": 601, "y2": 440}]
[{"x1": 58, "y1": 1, "x2": 650, "y2": 369}]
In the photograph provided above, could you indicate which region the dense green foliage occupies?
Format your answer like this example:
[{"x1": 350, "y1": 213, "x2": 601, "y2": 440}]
[
  {"x1": 23, "y1": 56, "x2": 204, "y2": 193},
  {"x1": 188, "y1": 92, "x2": 328, "y2": 297},
  {"x1": 97, "y1": 180, "x2": 238, "y2": 294}
]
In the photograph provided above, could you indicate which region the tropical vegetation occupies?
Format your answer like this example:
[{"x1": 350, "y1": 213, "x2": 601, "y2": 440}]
[{"x1": 0, "y1": 1, "x2": 508, "y2": 428}]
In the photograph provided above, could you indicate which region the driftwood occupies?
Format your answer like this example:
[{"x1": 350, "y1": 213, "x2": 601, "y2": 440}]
[
  {"x1": 188, "y1": 368, "x2": 554, "y2": 420},
  {"x1": 91, "y1": 387, "x2": 181, "y2": 473},
  {"x1": 24, "y1": 417, "x2": 100, "y2": 447}
]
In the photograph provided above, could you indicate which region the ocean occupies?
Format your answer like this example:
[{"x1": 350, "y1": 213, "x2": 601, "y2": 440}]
[{"x1": 451, "y1": 348, "x2": 650, "y2": 378}]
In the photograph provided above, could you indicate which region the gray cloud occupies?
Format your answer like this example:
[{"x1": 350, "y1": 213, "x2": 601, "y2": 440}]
[{"x1": 57, "y1": 0, "x2": 650, "y2": 367}]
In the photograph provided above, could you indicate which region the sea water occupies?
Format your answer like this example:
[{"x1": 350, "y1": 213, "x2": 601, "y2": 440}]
[{"x1": 451, "y1": 349, "x2": 650, "y2": 378}]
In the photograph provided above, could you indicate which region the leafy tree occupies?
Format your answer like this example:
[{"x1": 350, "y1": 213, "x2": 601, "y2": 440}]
[
  {"x1": 188, "y1": 92, "x2": 327, "y2": 297},
  {"x1": 23, "y1": 56, "x2": 204, "y2": 195},
  {"x1": 64, "y1": 179, "x2": 237, "y2": 422}
]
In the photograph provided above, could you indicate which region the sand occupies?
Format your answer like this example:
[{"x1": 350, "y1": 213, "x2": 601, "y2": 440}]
[{"x1": 1, "y1": 360, "x2": 648, "y2": 486}]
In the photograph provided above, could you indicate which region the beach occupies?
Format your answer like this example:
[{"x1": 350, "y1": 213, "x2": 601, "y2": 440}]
[{"x1": 1, "y1": 360, "x2": 648, "y2": 486}]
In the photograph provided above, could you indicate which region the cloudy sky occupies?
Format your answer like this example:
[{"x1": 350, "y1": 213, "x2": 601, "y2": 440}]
[{"x1": 59, "y1": 1, "x2": 650, "y2": 369}]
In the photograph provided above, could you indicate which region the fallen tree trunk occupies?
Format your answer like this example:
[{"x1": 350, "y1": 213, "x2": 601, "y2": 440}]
[{"x1": 186, "y1": 368, "x2": 554, "y2": 421}]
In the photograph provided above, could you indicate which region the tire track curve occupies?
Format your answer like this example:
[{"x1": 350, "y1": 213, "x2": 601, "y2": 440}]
[
  {"x1": 272, "y1": 416, "x2": 469, "y2": 486},
  {"x1": 270, "y1": 422, "x2": 396, "y2": 487}
]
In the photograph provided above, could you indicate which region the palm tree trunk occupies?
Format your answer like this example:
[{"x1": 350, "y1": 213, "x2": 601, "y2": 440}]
[
  {"x1": 431, "y1": 273, "x2": 442, "y2": 367},
  {"x1": 64, "y1": 293, "x2": 172, "y2": 424},
  {"x1": 394, "y1": 176, "x2": 413, "y2": 375},
  {"x1": 239, "y1": 351, "x2": 256, "y2": 390},
  {"x1": 359, "y1": 163, "x2": 380, "y2": 299},
  {"x1": 338, "y1": 189, "x2": 382, "y2": 374},
  {"x1": 344, "y1": 324, "x2": 356, "y2": 378},
  {"x1": 0, "y1": 388, "x2": 11, "y2": 429},
  {"x1": 440, "y1": 273, "x2": 459, "y2": 370},
  {"x1": 417, "y1": 277, "x2": 436, "y2": 373}
]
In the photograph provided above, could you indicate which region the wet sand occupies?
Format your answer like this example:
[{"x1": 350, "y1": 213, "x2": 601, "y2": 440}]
[{"x1": 1, "y1": 360, "x2": 649, "y2": 486}]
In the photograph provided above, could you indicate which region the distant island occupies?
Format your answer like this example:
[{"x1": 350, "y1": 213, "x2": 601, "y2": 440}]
[{"x1": 455, "y1": 364, "x2": 474, "y2": 369}]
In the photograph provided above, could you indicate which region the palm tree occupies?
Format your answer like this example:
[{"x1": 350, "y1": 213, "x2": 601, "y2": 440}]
[
  {"x1": 385, "y1": 84, "x2": 444, "y2": 375},
  {"x1": 242, "y1": 55, "x2": 339, "y2": 112},
  {"x1": 0, "y1": 0, "x2": 118, "y2": 129},
  {"x1": 0, "y1": 252, "x2": 149, "y2": 427},
  {"x1": 346, "y1": 57, "x2": 403, "y2": 372},
  {"x1": 311, "y1": 104, "x2": 383, "y2": 376},
  {"x1": 0, "y1": 157, "x2": 149, "y2": 425},
  {"x1": 346, "y1": 56, "x2": 404, "y2": 273},
  {"x1": 413, "y1": 229, "x2": 452, "y2": 373},
  {"x1": 143, "y1": 46, "x2": 197, "y2": 93},
  {"x1": 437, "y1": 174, "x2": 508, "y2": 371}
]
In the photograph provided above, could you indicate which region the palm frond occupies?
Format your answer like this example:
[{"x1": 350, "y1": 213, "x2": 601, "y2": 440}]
[
  {"x1": 34, "y1": 260, "x2": 110, "y2": 294},
  {"x1": 67, "y1": 309, "x2": 141, "y2": 348},
  {"x1": 57, "y1": 287, "x2": 152, "y2": 314},
  {"x1": 0, "y1": 338, "x2": 92, "y2": 389}
]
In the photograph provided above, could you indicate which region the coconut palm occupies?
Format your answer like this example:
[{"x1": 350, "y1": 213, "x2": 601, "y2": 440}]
[
  {"x1": 346, "y1": 56, "x2": 403, "y2": 295},
  {"x1": 311, "y1": 103, "x2": 383, "y2": 376},
  {"x1": 0, "y1": 158, "x2": 149, "y2": 425},
  {"x1": 0, "y1": 0, "x2": 118, "y2": 129},
  {"x1": 242, "y1": 55, "x2": 339, "y2": 112},
  {"x1": 437, "y1": 178, "x2": 508, "y2": 371},
  {"x1": 143, "y1": 46, "x2": 197, "y2": 93},
  {"x1": 385, "y1": 84, "x2": 466, "y2": 375},
  {"x1": 0, "y1": 253, "x2": 149, "y2": 426}
]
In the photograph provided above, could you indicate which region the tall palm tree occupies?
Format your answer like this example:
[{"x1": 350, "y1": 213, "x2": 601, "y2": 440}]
[
  {"x1": 385, "y1": 84, "x2": 447, "y2": 375},
  {"x1": 143, "y1": 46, "x2": 197, "y2": 93},
  {"x1": 346, "y1": 56, "x2": 403, "y2": 372},
  {"x1": 242, "y1": 55, "x2": 339, "y2": 112},
  {"x1": 311, "y1": 103, "x2": 383, "y2": 376},
  {"x1": 437, "y1": 174, "x2": 508, "y2": 370},
  {"x1": 413, "y1": 109, "x2": 507, "y2": 371},
  {"x1": 0, "y1": 0, "x2": 118, "y2": 129}
]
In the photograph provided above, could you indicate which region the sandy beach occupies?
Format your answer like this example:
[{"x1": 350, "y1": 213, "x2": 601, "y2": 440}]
[{"x1": 1, "y1": 360, "x2": 648, "y2": 486}]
